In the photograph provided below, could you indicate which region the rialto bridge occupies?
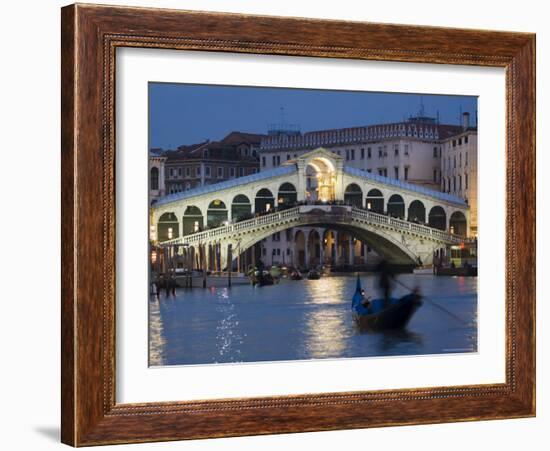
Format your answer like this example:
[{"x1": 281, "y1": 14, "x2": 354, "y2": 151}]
[{"x1": 150, "y1": 148, "x2": 469, "y2": 269}]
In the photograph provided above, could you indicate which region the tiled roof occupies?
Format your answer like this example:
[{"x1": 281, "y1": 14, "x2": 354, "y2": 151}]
[
  {"x1": 155, "y1": 165, "x2": 296, "y2": 207},
  {"x1": 221, "y1": 131, "x2": 265, "y2": 146},
  {"x1": 158, "y1": 131, "x2": 266, "y2": 163},
  {"x1": 344, "y1": 166, "x2": 467, "y2": 206},
  {"x1": 164, "y1": 144, "x2": 258, "y2": 163}
]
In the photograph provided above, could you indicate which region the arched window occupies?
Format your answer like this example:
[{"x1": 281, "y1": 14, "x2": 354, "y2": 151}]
[
  {"x1": 428, "y1": 206, "x2": 447, "y2": 231},
  {"x1": 449, "y1": 211, "x2": 467, "y2": 236},
  {"x1": 157, "y1": 212, "x2": 179, "y2": 242},
  {"x1": 255, "y1": 188, "x2": 275, "y2": 213},
  {"x1": 231, "y1": 194, "x2": 252, "y2": 221},
  {"x1": 344, "y1": 183, "x2": 363, "y2": 207},
  {"x1": 387, "y1": 194, "x2": 405, "y2": 218},
  {"x1": 407, "y1": 200, "x2": 426, "y2": 223},
  {"x1": 207, "y1": 200, "x2": 228, "y2": 228},
  {"x1": 277, "y1": 183, "x2": 297, "y2": 207},
  {"x1": 182, "y1": 206, "x2": 203, "y2": 235},
  {"x1": 150, "y1": 167, "x2": 159, "y2": 190},
  {"x1": 365, "y1": 189, "x2": 384, "y2": 214}
]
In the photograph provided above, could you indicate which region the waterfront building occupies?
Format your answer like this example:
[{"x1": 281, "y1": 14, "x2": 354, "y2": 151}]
[
  {"x1": 149, "y1": 149, "x2": 167, "y2": 203},
  {"x1": 257, "y1": 113, "x2": 477, "y2": 268},
  {"x1": 158, "y1": 131, "x2": 264, "y2": 196},
  {"x1": 440, "y1": 113, "x2": 478, "y2": 236},
  {"x1": 260, "y1": 114, "x2": 463, "y2": 191}
]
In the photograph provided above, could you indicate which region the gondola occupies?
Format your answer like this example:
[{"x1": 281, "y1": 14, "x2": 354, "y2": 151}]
[
  {"x1": 289, "y1": 270, "x2": 303, "y2": 280},
  {"x1": 307, "y1": 269, "x2": 321, "y2": 280},
  {"x1": 254, "y1": 270, "x2": 274, "y2": 286},
  {"x1": 351, "y1": 276, "x2": 422, "y2": 331}
]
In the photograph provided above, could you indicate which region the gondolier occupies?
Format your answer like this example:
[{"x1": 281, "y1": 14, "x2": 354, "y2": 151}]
[{"x1": 376, "y1": 259, "x2": 394, "y2": 307}]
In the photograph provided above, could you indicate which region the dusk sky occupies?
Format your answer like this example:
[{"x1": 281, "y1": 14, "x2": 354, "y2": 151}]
[{"x1": 149, "y1": 83, "x2": 477, "y2": 149}]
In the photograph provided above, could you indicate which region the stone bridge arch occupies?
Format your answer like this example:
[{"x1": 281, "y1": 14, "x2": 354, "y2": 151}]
[{"x1": 225, "y1": 212, "x2": 420, "y2": 268}]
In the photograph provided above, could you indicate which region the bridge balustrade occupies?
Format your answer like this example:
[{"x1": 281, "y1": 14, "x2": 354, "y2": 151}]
[{"x1": 158, "y1": 205, "x2": 463, "y2": 247}]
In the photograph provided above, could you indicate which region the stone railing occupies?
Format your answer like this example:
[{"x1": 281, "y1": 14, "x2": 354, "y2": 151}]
[
  {"x1": 161, "y1": 207, "x2": 301, "y2": 245},
  {"x1": 160, "y1": 205, "x2": 464, "y2": 246},
  {"x1": 351, "y1": 207, "x2": 463, "y2": 243}
]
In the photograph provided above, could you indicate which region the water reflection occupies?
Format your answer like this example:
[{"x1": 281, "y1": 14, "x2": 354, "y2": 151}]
[
  {"x1": 305, "y1": 307, "x2": 348, "y2": 359},
  {"x1": 149, "y1": 274, "x2": 478, "y2": 366},
  {"x1": 215, "y1": 288, "x2": 244, "y2": 362},
  {"x1": 148, "y1": 296, "x2": 167, "y2": 365},
  {"x1": 375, "y1": 329, "x2": 424, "y2": 354}
]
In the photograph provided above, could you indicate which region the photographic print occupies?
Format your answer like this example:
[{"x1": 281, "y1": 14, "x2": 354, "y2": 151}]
[{"x1": 148, "y1": 83, "x2": 478, "y2": 367}]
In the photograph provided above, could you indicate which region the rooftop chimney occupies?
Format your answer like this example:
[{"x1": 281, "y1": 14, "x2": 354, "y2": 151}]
[{"x1": 462, "y1": 112, "x2": 470, "y2": 131}]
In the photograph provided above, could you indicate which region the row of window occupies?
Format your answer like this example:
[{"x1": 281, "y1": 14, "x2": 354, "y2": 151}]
[
  {"x1": 444, "y1": 152, "x2": 469, "y2": 170},
  {"x1": 262, "y1": 247, "x2": 291, "y2": 257},
  {"x1": 345, "y1": 144, "x2": 413, "y2": 161},
  {"x1": 167, "y1": 182, "x2": 193, "y2": 194},
  {"x1": 451, "y1": 135, "x2": 469, "y2": 148},
  {"x1": 166, "y1": 165, "x2": 257, "y2": 179},
  {"x1": 441, "y1": 173, "x2": 469, "y2": 193},
  {"x1": 167, "y1": 179, "x2": 238, "y2": 194},
  {"x1": 201, "y1": 147, "x2": 258, "y2": 159},
  {"x1": 261, "y1": 144, "x2": 422, "y2": 167},
  {"x1": 376, "y1": 166, "x2": 410, "y2": 180}
]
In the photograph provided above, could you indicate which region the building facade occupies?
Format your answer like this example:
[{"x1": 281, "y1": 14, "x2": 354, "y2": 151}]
[
  {"x1": 149, "y1": 150, "x2": 167, "y2": 203},
  {"x1": 158, "y1": 131, "x2": 264, "y2": 196},
  {"x1": 440, "y1": 113, "x2": 478, "y2": 235},
  {"x1": 257, "y1": 115, "x2": 477, "y2": 267},
  {"x1": 260, "y1": 115, "x2": 464, "y2": 191}
]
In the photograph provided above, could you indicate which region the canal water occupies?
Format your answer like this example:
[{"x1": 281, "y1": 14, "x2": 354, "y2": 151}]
[{"x1": 149, "y1": 274, "x2": 477, "y2": 367}]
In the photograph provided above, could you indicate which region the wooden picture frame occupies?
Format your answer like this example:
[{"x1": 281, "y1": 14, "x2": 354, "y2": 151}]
[{"x1": 61, "y1": 3, "x2": 535, "y2": 446}]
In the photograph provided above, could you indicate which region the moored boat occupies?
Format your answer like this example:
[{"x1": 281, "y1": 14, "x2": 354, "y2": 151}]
[
  {"x1": 351, "y1": 276, "x2": 422, "y2": 331},
  {"x1": 269, "y1": 265, "x2": 282, "y2": 283},
  {"x1": 250, "y1": 270, "x2": 274, "y2": 286},
  {"x1": 435, "y1": 265, "x2": 477, "y2": 277},
  {"x1": 174, "y1": 273, "x2": 250, "y2": 288},
  {"x1": 307, "y1": 269, "x2": 321, "y2": 280}
]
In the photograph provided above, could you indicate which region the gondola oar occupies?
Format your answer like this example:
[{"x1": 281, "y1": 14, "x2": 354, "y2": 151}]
[{"x1": 393, "y1": 278, "x2": 469, "y2": 326}]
